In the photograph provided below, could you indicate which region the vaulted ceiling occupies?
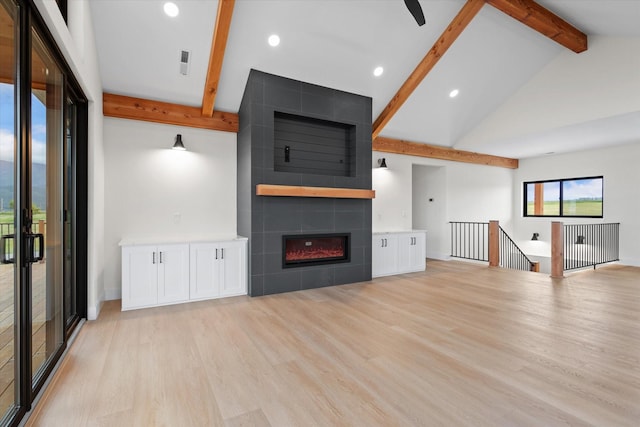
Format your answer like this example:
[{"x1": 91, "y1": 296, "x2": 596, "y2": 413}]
[{"x1": 90, "y1": 0, "x2": 640, "y2": 160}]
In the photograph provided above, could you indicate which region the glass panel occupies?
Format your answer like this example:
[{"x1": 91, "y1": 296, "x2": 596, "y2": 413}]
[
  {"x1": 525, "y1": 181, "x2": 560, "y2": 216},
  {"x1": 542, "y1": 182, "x2": 560, "y2": 215},
  {"x1": 0, "y1": 0, "x2": 17, "y2": 418},
  {"x1": 563, "y1": 178, "x2": 603, "y2": 217},
  {"x1": 525, "y1": 183, "x2": 535, "y2": 216},
  {"x1": 31, "y1": 29, "x2": 64, "y2": 382}
]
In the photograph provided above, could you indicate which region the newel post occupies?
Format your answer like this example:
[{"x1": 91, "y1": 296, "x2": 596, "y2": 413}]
[
  {"x1": 551, "y1": 221, "x2": 564, "y2": 278},
  {"x1": 489, "y1": 220, "x2": 499, "y2": 267}
]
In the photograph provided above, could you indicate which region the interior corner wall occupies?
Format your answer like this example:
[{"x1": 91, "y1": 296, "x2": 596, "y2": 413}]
[
  {"x1": 373, "y1": 151, "x2": 514, "y2": 259},
  {"x1": 512, "y1": 142, "x2": 640, "y2": 266},
  {"x1": 103, "y1": 118, "x2": 238, "y2": 300}
]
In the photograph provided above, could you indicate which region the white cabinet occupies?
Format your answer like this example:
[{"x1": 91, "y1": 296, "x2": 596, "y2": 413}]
[
  {"x1": 372, "y1": 231, "x2": 426, "y2": 278},
  {"x1": 122, "y1": 244, "x2": 189, "y2": 310},
  {"x1": 190, "y1": 241, "x2": 247, "y2": 300},
  {"x1": 157, "y1": 245, "x2": 190, "y2": 304},
  {"x1": 190, "y1": 243, "x2": 220, "y2": 300},
  {"x1": 218, "y1": 241, "x2": 247, "y2": 297},
  {"x1": 397, "y1": 233, "x2": 426, "y2": 274},
  {"x1": 121, "y1": 238, "x2": 247, "y2": 311},
  {"x1": 372, "y1": 234, "x2": 398, "y2": 277}
]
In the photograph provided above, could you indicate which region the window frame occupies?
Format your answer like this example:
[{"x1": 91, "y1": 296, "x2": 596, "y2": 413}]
[{"x1": 523, "y1": 176, "x2": 604, "y2": 218}]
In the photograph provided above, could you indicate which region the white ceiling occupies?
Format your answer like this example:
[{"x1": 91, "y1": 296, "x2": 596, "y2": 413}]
[{"x1": 90, "y1": 0, "x2": 640, "y2": 160}]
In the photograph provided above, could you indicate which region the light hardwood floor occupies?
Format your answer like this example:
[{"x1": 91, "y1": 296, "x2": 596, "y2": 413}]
[{"x1": 27, "y1": 260, "x2": 640, "y2": 426}]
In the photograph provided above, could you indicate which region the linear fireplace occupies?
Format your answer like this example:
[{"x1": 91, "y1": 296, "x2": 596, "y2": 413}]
[{"x1": 283, "y1": 233, "x2": 350, "y2": 268}]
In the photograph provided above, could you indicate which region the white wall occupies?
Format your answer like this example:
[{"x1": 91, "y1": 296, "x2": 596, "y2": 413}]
[
  {"x1": 457, "y1": 36, "x2": 640, "y2": 152},
  {"x1": 34, "y1": 0, "x2": 105, "y2": 319},
  {"x1": 513, "y1": 142, "x2": 640, "y2": 267},
  {"x1": 412, "y1": 165, "x2": 446, "y2": 259},
  {"x1": 373, "y1": 151, "x2": 514, "y2": 259},
  {"x1": 103, "y1": 118, "x2": 237, "y2": 299}
]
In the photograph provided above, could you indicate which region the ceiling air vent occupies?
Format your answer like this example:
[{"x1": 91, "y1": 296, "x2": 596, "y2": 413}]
[{"x1": 179, "y1": 50, "x2": 190, "y2": 76}]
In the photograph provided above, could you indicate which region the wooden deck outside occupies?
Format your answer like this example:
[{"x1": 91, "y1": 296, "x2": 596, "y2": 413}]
[
  {"x1": 0, "y1": 262, "x2": 47, "y2": 415},
  {"x1": 24, "y1": 260, "x2": 640, "y2": 426}
]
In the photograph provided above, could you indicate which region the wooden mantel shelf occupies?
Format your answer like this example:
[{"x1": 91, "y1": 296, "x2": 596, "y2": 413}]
[{"x1": 256, "y1": 184, "x2": 375, "y2": 199}]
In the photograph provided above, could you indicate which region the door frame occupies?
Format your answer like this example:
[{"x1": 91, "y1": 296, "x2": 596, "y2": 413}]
[{"x1": 2, "y1": 1, "x2": 88, "y2": 425}]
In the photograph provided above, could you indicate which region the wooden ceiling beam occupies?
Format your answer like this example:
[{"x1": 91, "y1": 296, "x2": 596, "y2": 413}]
[
  {"x1": 486, "y1": 0, "x2": 587, "y2": 53},
  {"x1": 103, "y1": 93, "x2": 239, "y2": 133},
  {"x1": 373, "y1": 136, "x2": 519, "y2": 169},
  {"x1": 372, "y1": 0, "x2": 485, "y2": 139},
  {"x1": 201, "y1": 0, "x2": 236, "y2": 117}
]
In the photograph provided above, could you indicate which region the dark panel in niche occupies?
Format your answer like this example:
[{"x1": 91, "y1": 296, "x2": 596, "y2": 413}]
[{"x1": 274, "y1": 111, "x2": 354, "y2": 177}]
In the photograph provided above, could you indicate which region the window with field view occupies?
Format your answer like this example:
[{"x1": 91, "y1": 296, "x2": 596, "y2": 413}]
[{"x1": 524, "y1": 176, "x2": 603, "y2": 218}]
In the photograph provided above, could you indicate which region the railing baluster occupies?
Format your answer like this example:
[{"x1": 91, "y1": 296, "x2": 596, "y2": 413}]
[
  {"x1": 495, "y1": 226, "x2": 534, "y2": 272},
  {"x1": 563, "y1": 223, "x2": 620, "y2": 271},
  {"x1": 449, "y1": 222, "x2": 489, "y2": 263}
]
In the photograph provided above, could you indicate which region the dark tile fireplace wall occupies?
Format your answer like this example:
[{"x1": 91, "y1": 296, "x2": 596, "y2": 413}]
[{"x1": 238, "y1": 69, "x2": 373, "y2": 296}]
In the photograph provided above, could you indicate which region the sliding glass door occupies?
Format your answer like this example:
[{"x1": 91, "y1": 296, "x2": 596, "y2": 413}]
[
  {"x1": 30, "y1": 28, "x2": 64, "y2": 384},
  {"x1": 0, "y1": 0, "x2": 17, "y2": 419},
  {"x1": 0, "y1": 0, "x2": 86, "y2": 425}
]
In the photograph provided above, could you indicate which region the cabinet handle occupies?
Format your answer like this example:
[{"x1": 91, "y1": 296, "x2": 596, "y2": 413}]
[
  {"x1": 152, "y1": 252, "x2": 156, "y2": 264},
  {"x1": 384, "y1": 238, "x2": 387, "y2": 247},
  {"x1": 159, "y1": 252, "x2": 163, "y2": 263},
  {"x1": 221, "y1": 248, "x2": 224, "y2": 259},
  {"x1": 216, "y1": 248, "x2": 218, "y2": 260}
]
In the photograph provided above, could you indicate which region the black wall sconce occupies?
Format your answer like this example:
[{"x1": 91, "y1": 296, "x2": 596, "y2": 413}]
[
  {"x1": 172, "y1": 134, "x2": 186, "y2": 151},
  {"x1": 575, "y1": 235, "x2": 585, "y2": 245},
  {"x1": 378, "y1": 158, "x2": 387, "y2": 168},
  {"x1": 531, "y1": 233, "x2": 539, "y2": 241}
]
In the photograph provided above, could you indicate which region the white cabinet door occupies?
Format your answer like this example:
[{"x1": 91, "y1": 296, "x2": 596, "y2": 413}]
[
  {"x1": 189, "y1": 243, "x2": 221, "y2": 300},
  {"x1": 157, "y1": 244, "x2": 190, "y2": 304},
  {"x1": 372, "y1": 234, "x2": 399, "y2": 277},
  {"x1": 411, "y1": 233, "x2": 426, "y2": 271},
  {"x1": 372, "y1": 235, "x2": 387, "y2": 277},
  {"x1": 122, "y1": 245, "x2": 158, "y2": 310},
  {"x1": 397, "y1": 234, "x2": 414, "y2": 273},
  {"x1": 220, "y1": 241, "x2": 247, "y2": 297},
  {"x1": 383, "y1": 235, "x2": 399, "y2": 275},
  {"x1": 398, "y1": 233, "x2": 426, "y2": 273}
]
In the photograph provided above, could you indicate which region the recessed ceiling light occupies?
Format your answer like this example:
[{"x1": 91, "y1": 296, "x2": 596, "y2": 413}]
[
  {"x1": 373, "y1": 66, "x2": 384, "y2": 77},
  {"x1": 268, "y1": 34, "x2": 280, "y2": 47},
  {"x1": 449, "y1": 89, "x2": 459, "y2": 98},
  {"x1": 164, "y1": 2, "x2": 179, "y2": 17}
]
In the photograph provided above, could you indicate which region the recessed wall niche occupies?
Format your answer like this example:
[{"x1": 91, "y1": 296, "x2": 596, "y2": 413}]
[{"x1": 274, "y1": 111, "x2": 355, "y2": 177}]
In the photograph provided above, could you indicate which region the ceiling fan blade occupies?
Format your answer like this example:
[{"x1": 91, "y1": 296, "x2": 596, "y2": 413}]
[{"x1": 404, "y1": 0, "x2": 426, "y2": 26}]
